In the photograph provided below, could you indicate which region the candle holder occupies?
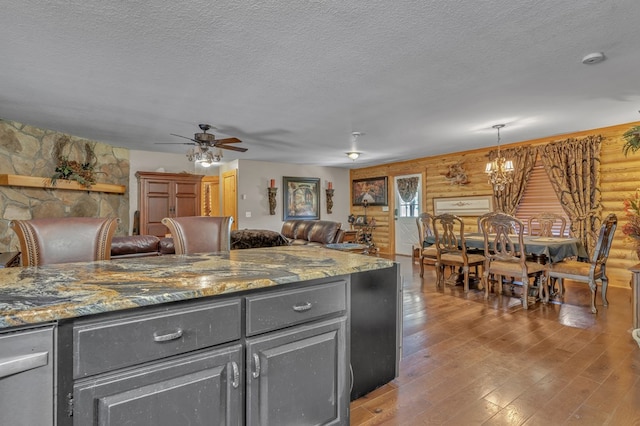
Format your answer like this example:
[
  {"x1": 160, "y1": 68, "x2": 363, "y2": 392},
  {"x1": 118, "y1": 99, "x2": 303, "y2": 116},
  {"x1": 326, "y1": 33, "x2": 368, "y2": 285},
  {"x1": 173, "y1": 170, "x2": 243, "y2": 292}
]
[
  {"x1": 326, "y1": 188, "x2": 334, "y2": 214},
  {"x1": 268, "y1": 187, "x2": 278, "y2": 215}
]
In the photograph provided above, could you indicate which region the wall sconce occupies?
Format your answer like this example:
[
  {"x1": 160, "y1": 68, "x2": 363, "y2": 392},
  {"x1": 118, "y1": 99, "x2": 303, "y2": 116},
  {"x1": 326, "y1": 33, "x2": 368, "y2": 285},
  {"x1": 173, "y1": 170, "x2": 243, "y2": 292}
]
[
  {"x1": 268, "y1": 179, "x2": 277, "y2": 215},
  {"x1": 326, "y1": 181, "x2": 334, "y2": 214},
  {"x1": 346, "y1": 152, "x2": 360, "y2": 161}
]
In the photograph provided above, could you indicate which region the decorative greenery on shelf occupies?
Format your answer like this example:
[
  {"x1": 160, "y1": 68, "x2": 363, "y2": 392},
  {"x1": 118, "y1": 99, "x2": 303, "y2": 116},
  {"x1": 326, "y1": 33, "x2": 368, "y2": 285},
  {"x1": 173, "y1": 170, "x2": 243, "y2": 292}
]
[
  {"x1": 622, "y1": 126, "x2": 640, "y2": 156},
  {"x1": 50, "y1": 136, "x2": 100, "y2": 188}
]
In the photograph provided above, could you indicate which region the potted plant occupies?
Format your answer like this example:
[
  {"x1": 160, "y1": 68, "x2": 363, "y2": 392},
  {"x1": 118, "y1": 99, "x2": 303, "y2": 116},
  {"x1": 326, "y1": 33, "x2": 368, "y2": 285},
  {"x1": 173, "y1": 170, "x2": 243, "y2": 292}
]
[{"x1": 622, "y1": 126, "x2": 640, "y2": 156}]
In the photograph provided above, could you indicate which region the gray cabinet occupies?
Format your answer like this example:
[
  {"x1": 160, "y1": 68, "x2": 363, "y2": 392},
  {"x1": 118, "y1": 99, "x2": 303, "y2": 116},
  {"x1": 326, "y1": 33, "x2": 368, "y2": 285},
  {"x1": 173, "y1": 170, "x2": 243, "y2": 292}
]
[
  {"x1": 245, "y1": 278, "x2": 349, "y2": 426},
  {"x1": 246, "y1": 317, "x2": 347, "y2": 426},
  {"x1": 73, "y1": 345, "x2": 243, "y2": 425},
  {"x1": 67, "y1": 298, "x2": 243, "y2": 426},
  {"x1": 0, "y1": 325, "x2": 56, "y2": 426},
  {"x1": 61, "y1": 277, "x2": 350, "y2": 425}
]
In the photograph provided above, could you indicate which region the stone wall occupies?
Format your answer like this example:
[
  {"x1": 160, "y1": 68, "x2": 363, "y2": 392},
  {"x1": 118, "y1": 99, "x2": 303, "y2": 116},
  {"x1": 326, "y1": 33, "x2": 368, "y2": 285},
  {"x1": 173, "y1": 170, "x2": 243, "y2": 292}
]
[{"x1": 0, "y1": 119, "x2": 130, "y2": 252}]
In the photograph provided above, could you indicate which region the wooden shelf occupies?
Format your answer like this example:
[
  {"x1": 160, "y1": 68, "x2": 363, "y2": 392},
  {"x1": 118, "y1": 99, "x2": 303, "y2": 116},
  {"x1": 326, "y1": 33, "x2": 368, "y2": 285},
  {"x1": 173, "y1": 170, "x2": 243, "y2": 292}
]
[{"x1": 0, "y1": 174, "x2": 126, "y2": 194}]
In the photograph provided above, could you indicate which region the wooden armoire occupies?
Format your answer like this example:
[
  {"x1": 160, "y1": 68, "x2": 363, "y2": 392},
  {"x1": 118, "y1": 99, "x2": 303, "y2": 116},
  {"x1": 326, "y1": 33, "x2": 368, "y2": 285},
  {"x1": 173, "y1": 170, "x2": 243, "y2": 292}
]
[{"x1": 136, "y1": 171, "x2": 203, "y2": 237}]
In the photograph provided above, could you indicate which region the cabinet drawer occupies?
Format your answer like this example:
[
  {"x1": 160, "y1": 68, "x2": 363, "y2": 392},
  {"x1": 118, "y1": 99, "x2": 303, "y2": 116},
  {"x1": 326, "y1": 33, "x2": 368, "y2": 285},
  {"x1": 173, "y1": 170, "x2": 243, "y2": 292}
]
[
  {"x1": 74, "y1": 299, "x2": 241, "y2": 378},
  {"x1": 246, "y1": 280, "x2": 347, "y2": 336}
]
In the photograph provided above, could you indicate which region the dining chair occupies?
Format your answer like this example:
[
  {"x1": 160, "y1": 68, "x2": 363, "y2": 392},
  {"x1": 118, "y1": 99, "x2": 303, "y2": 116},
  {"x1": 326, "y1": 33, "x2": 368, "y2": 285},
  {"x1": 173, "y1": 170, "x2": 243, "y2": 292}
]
[
  {"x1": 432, "y1": 213, "x2": 485, "y2": 292},
  {"x1": 481, "y1": 212, "x2": 549, "y2": 309},
  {"x1": 416, "y1": 213, "x2": 438, "y2": 278},
  {"x1": 547, "y1": 213, "x2": 617, "y2": 314},
  {"x1": 10, "y1": 217, "x2": 120, "y2": 266},
  {"x1": 161, "y1": 216, "x2": 234, "y2": 254},
  {"x1": 527, "y1": 212, "x2": 567, "y2": 237}
]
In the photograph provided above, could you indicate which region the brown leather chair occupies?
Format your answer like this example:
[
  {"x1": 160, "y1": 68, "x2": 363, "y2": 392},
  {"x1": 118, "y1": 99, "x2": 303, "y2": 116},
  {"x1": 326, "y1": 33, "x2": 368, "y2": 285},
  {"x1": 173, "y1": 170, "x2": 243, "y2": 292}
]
[
  {"x1": 10, "y1": 217, "x2": 120, "y2": 266},
  {"x1": 161, "y1": 216, "x2": 234, "y2": 254}
]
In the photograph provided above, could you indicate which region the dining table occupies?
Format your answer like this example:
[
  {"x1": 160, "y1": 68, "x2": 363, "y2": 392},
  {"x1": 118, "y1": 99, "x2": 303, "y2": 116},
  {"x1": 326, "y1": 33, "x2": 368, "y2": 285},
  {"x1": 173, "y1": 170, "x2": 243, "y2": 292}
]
[
  {"x1": 424, "y1": 233, "x2": 587, "y2": 296},
  {"x1": 459, "y1": 233, "x2": 587, "y2": 264},
  {"x1": 425, "y1": 233, "x2": 585, "y2": 263}
]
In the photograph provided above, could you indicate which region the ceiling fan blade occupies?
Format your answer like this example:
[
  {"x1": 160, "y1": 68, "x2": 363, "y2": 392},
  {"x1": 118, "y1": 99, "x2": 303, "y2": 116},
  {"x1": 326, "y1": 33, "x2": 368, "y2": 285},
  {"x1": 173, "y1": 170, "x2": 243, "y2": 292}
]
[
  {"x1": 170, "y1": 133, "x2": 198, "y2": 143},
  {"x1": 155, "y1": 142, "x2": 196, "y2": 145},
  {"x1": 215, "y1": 137, "x2": 242, "y2": 144},
  {"x1": 217, "y1": 144, "x2": 248, "y2": 152}
]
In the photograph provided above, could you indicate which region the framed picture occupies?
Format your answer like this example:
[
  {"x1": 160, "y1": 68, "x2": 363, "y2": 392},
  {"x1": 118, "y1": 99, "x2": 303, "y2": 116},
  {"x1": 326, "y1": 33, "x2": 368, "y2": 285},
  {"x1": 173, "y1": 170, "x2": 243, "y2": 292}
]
[
  {"x1": 283, "y1": 176, "x2": 320, "y2": 220},
  {"x1": 433, "y1": 195, "x2": 494, "y2": 216},
  {"x1": 354, "y1": 215, "x2": 367, "y2": 225},
  {"x1": 352, "y1": 176, "x2": 388, "y2": 206}
]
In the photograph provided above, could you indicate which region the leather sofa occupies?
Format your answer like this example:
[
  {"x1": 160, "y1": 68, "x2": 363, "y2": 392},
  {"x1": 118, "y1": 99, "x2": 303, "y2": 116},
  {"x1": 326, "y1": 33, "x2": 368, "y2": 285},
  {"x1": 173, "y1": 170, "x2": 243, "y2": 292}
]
[
  {"x1": 280, "y1": 220, "x2": 344, "y2": 246},
  {"x1": 110, "y1": 229, "x2": 290, "y2": 259}
]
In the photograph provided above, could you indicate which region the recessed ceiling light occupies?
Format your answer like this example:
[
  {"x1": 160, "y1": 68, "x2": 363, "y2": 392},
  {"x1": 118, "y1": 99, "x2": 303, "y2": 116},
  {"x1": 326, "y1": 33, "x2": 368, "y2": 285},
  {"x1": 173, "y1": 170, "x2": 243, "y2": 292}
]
[{"x1": 582, "y1": 52, "x2": 605, "y2": 65}]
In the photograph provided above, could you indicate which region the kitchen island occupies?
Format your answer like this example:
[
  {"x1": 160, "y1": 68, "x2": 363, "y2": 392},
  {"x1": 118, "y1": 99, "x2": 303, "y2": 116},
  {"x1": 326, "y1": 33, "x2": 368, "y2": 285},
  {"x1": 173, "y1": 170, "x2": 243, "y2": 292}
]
[{"x1": 0, "y1": 246, "x2": 400, "y2": 426}]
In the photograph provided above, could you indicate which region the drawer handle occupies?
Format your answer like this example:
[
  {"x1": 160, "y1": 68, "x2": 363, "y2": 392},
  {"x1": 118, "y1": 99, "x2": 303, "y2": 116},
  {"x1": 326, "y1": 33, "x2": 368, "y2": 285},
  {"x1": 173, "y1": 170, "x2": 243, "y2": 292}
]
[
  {"x1": 292, "y1": 302, "x2": 312, "y2": 312},
  {"x1": 252, "y1": 353, "x2": 261, "y2": 378},
  {"x1": 0, "y1": 352, "x2": 48, "y2": 379},
  {"x1": 153, "y1": 329, "x2": 183, "y2": 342},
  {"x1": 231, "y1": 361, "x2": 240, "y2": 388}
]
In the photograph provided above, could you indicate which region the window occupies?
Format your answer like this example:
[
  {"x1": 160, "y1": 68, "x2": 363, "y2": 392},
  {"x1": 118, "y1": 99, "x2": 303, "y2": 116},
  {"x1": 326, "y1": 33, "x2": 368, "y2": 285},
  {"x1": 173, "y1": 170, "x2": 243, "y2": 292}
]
[
  {"x1": 515, "y1": 155, "x2": 570, "y2": 236},
  {"x1": 396, "y1": 175, "x2": 420, "y2": 218}
]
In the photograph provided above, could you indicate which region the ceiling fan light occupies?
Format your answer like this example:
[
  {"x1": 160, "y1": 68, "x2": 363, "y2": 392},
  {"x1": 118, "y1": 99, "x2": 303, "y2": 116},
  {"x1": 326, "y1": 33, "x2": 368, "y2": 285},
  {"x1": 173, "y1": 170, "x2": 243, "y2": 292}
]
[{"x1": 346, "y1": 151, "x2": 360, "y2": 160}]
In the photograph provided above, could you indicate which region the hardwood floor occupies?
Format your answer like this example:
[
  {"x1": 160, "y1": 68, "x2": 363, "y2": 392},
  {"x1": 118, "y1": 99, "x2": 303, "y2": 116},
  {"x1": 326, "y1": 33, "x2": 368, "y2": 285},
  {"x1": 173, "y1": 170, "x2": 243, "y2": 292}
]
[{"x1": 350, "y1": 255, "x2": 640, "y2": 425}]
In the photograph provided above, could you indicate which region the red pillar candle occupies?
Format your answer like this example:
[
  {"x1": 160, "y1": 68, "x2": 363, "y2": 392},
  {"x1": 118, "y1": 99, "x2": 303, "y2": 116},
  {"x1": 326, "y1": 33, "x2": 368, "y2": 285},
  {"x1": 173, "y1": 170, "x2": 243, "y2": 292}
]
[
  {"x1": 328, "y1": 182, "x2": 333, "y2": 189},
  {"x1": 270, "y1": 179, "x2": 275, "y2": 188}
]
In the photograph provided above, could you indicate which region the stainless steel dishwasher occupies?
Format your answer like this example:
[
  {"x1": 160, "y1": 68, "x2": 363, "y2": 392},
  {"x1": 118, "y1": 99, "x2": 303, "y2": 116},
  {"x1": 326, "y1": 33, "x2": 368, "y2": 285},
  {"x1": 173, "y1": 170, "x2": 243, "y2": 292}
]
[{"x1": 0, "y1": 324, "x2": 55, "y2": 426}]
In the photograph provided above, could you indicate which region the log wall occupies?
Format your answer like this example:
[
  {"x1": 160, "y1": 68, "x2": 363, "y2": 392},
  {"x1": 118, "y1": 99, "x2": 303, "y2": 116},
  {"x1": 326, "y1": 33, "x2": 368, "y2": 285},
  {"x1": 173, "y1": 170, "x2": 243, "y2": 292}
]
[{"x1": 350, "y1": 121, "x2": 640, "y2": 288}]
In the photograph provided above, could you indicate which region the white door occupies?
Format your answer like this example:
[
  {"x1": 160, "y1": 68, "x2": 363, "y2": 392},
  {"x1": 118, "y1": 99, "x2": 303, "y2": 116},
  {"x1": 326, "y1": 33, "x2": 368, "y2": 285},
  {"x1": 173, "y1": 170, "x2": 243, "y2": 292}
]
[{"x1": 394, "y1": 174, "x2": 421, "y2": 256}]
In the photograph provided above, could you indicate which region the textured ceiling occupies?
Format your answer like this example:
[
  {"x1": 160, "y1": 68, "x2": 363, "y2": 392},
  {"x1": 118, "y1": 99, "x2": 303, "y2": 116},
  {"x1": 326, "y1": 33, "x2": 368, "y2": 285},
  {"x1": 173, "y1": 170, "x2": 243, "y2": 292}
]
[{"x1": 1, "y1": 0, "x2": 640, "y2": 168}]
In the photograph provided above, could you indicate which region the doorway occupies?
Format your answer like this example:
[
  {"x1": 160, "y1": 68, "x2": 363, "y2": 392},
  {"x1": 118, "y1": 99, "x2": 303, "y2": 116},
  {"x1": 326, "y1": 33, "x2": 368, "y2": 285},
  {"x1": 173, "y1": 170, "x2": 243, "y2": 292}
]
[
  {"x1": 222, "y1": 169, "x2": 238, "y2": 230},
  {"x1": 394, "y1": 174, "x2": 421, "y2": 256}
]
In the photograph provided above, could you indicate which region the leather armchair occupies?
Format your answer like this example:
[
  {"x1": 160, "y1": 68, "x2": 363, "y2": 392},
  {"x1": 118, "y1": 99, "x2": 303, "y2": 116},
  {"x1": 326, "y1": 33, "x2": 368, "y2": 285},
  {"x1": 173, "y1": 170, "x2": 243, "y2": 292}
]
[
  {"x1": 161, "y1": 216, "x2": 233, "y2": 254},
  {"x1": 10, "y1": 217, "x2": 120, "y2": 266}
]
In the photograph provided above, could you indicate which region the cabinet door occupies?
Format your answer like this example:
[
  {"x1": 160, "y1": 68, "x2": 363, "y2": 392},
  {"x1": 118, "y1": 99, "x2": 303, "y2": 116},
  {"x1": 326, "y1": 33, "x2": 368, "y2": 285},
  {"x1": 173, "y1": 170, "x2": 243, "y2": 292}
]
[
  {"x1": 140, "y1": 177, "x2": 172, "y2": 236},
  {"x1": 174, "y1": 180, "x2": 200, "y2": 217},
  {"x1": 0, "y1": 326, "x2": 55, "y2": 426},
  {"x1": 246, "y1": 317, "x2": 348, "y2": 426},
  {"x1": 73, "y1": 345, "x2": 243, "y2": 426}
]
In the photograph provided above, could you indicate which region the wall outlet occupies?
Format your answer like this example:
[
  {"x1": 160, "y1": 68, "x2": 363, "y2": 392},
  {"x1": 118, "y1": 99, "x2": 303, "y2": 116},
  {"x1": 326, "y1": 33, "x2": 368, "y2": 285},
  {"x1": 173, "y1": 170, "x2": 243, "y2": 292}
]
[
  {"x1": 382, "y1": 206, "x2": 389, "y2": 212},
  {"x1": 245, "y1": 211, "x2": 251, "y2": 217}
]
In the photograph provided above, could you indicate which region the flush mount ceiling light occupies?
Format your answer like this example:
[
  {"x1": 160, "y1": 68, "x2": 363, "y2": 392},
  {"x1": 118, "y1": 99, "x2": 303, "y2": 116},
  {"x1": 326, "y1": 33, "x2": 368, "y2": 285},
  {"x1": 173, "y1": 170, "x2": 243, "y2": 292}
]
[
  {"x1": 346, "y1": 151, "x2": 361, "y2": 160},
  {"x1": 582, "y1": 52, "x2": 606, "y2": 65},
  {"x1": 346, "y1": 132, "x2": 365, "y2": 161}
]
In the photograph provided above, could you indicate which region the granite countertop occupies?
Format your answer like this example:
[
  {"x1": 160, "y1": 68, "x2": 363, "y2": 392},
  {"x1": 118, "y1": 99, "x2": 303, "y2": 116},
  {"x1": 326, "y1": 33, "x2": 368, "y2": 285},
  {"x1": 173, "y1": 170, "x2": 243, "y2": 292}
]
[{"x1": 0, "y1": 246, "x2": 395, "y2": 329}]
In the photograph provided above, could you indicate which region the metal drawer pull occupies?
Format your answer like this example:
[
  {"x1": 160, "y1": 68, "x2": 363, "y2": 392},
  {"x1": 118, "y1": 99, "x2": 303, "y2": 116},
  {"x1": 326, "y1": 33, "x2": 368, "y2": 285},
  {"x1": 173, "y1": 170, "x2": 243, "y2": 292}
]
[
  {"x1": 292, "y1": 302, "x2": 312, "y2": 312},
  {"x1": 231, "y1": 361, "x2": 240, "y2": 388},
  {"x1": 252, "y1": 353, "x2": 260, "y2": 378},
  {"x1": 0, "y1": 352, "x2": 48, "y2": 379},
  {"x1": 153, "y1": 329, "x2": 183, "y2": 342}
]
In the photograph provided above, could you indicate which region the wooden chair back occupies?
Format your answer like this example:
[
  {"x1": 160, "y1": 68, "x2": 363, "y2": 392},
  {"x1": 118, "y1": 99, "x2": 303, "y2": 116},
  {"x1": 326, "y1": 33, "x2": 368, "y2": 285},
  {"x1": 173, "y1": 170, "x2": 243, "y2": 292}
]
[
  {"x1": 433, "y1": 213, "x2": 485, "y2": 292},
  {"x1": 589, "y1": 213, "x2": 618, "y2": 266},
  {"x1": 548, "y1": 214, "x2": 617, "y2": 313},
  {"x1": 481, "y1": 212, "x2": 548, "y2": 308},
  {"x1": 416, "y1": 212, "x2": 437, "y2": 278},
  {"x1": 527, "y1": 212, "x2": 567, "y2": 237}
]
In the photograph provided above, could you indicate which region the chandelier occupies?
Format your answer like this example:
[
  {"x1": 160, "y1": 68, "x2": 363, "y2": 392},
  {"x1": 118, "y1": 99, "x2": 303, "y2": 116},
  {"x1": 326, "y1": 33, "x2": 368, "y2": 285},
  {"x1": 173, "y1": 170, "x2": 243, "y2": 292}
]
[
  {"x1": 187, "y1": 146, "x2": 222, "y2": 168},
  {"x1": 485, "y1": 124, "x2": 514, "y2": 191}
]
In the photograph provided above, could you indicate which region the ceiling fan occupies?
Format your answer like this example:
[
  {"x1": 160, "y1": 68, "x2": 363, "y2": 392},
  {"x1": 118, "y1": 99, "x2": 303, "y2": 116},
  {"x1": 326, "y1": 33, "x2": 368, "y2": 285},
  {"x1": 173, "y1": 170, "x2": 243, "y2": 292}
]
[{"x1": 157, "y1": 124, "x2": 248, "y2": 153}]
